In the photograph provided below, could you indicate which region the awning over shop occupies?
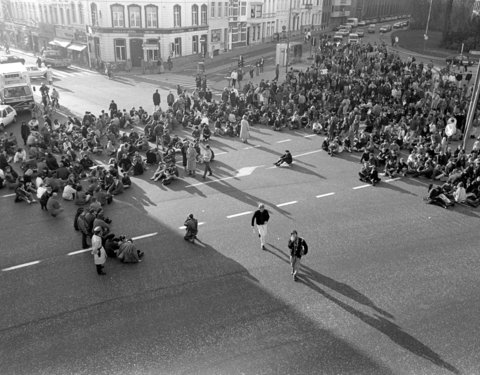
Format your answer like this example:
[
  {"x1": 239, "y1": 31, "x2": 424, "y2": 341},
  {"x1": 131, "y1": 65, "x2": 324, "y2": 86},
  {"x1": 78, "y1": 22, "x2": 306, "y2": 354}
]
[
  {"x1": 49, "y1": 38, "x2": 71, "y2": 48},
  {"x1": 67, "y1": 43, "x2": 87, "y2": 52}
]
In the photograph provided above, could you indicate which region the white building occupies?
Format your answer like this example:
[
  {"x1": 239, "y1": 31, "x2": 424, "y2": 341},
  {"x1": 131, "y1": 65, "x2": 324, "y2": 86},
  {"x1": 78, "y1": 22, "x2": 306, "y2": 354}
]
[
  {"x1": 89, "y1": 0, "x2": 210, "y2": 67},
  {"x1": 275, "y1": 0, "x2": 324, "y2": 39}
]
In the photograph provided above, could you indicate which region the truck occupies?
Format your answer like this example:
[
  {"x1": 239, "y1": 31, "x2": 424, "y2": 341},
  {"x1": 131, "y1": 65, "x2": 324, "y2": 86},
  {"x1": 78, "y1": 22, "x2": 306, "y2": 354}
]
[
  {"x1": 0, "y1": 63, "x2": 35, "y2": 112},
  {"x1": 42, "y1": 49, "x2": 72, "y2": 68}
]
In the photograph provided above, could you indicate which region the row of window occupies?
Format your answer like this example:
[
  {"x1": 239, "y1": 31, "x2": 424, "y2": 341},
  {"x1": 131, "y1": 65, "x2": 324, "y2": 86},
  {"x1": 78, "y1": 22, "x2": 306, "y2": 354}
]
[
  {"x1": 11, "y1": 1, "x2": 84, "y2": 25},
  {"x1": 110, "y1": 4, "x2": 208, "y2": 29}
]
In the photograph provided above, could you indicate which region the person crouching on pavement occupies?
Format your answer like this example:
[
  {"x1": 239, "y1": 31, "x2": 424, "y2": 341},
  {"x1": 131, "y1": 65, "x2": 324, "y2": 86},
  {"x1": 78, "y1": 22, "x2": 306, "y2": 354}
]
[
  {"x1": 274, "y1": 150, "x2": 293, "y2": 167},
  {"x1": 91, "y1": 226, "x2": 107, "y2": 275},
  {"x1": 184, "y1": 214, "x2": 199, "y2": 243},
  {"x1": 288, "y1": 230, "x2": 308, "y2": 282},
  {"x1": 116, "y1": 237, "x2": 144, "y2": 263}
]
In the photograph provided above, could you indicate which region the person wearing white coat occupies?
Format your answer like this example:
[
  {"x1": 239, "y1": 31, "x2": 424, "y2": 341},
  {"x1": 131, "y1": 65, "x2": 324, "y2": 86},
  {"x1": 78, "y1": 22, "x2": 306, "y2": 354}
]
[
  {"x1": 240, "y1": 115, "x2": 250, "y2": 143},
  {"x1": 91, "y1": 227, "x2": 107, "y2": 275}
]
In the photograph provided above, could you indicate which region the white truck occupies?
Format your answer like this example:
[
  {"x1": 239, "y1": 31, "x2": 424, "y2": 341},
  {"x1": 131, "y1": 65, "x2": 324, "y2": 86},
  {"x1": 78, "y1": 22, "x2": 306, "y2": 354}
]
[
  {"x1": 346, "y1": 18, "x2": 359, "y2": 27},
  {"x1": 0, "y1": 63, "x2": 35, "y2": 112}
]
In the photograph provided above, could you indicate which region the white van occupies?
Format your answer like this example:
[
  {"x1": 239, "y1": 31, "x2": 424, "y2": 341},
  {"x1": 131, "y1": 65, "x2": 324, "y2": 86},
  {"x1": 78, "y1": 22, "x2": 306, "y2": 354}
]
[
  {"x1": 348, "y1": 33, "x2": 359, "y2": 44},
  {"x1": 333, "y1": 33, "x2": 343, "y2": 45}
]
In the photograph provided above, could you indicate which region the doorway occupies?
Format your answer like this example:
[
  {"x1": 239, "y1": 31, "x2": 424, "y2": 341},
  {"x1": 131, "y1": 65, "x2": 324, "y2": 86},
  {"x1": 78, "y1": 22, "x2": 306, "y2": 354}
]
[{"x1": 130, "y1": 38, "x2": 143, "y2": 67}]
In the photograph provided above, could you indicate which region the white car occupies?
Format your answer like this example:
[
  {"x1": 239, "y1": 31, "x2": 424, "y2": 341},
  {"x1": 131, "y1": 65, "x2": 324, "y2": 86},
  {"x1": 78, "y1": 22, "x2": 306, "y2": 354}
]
[
  {"x1": 0, "y1": 105, "x2": 17, "y2": 128},
  {"x1": 25, "y1": 64, "x2": 47, "y2": 79}
]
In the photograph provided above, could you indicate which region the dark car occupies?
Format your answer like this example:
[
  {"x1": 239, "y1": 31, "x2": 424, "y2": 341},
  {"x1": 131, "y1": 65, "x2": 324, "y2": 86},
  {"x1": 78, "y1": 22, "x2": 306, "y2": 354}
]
[
  {"x1": 0, "y1": 55, "x2": 26, "y2": 65},
  {"x1": 446, "y1": 54, "x2": 476, "y2": 67}
]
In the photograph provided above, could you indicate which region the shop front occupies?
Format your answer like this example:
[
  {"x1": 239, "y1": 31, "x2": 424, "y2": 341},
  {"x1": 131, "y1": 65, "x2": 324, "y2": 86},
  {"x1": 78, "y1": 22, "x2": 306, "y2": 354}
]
[
  {"x1": 31, "y1": 23, "x2": 55, "y2": 53},
  {"x1": 54, "y1": 25, "x2": 89, "y2": 66}
]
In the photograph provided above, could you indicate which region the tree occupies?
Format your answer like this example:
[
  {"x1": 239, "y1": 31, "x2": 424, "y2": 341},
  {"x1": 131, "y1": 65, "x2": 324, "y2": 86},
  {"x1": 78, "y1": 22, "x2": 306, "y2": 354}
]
[{"x1": 442, "y1": 0, "x2": 454, "y2": 42}]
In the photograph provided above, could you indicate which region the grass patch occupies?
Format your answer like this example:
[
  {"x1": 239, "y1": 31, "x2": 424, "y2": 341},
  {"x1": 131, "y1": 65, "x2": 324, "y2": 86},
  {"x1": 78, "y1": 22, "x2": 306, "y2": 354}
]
[{"x1": 392, "y1": 29, "x2": 457, "y2": 58}]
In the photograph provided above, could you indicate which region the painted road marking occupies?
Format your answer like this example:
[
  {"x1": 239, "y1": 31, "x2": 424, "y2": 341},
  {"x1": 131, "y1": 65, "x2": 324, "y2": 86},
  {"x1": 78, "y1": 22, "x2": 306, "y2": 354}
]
[
  {"x1": 385, "y1": 177, "x2": 401, "y2": 182},
  {"x1": 186, "y1": 165, "x2": 264, "y2": 188},
  {"x1": 293, "y1": 150, "x2": 322, "y2": 158},
  {"x1": 68, "y1": 232, "x2": 159, "y2": 256},
  {"x1": 353, "y1": 184, "x2": 371, "y2": 190},
  {"x1": 227, "y1": 211, "x2": 253, "y2": 219},
  {"x1": 277, "y1": 139, "x2": 291, "y2": 143},
  {"x1": 276, "y1": 201, "x2": 298, "y2": 207},
  {"x1": 316, "y1": 192, "x2": 335, "y2": 198},
  {"x1": 215, "y1": 151, "x2": 228, "y2": 155},
  {"x1": 243, "y1": 145, "x2": 261, "y2": 150},
  {"x1": 1, "y1": 193, "x2": 15, "y2": 198},
  {"x1": 179, "y1": 222, "x2": 205, "y2": 230},
  {"x1": 304, "y1": 134, "x2": 316, "y2": 138},
  {"x1": 2, "y1": 261, "x2": 41, "y2": 272}
]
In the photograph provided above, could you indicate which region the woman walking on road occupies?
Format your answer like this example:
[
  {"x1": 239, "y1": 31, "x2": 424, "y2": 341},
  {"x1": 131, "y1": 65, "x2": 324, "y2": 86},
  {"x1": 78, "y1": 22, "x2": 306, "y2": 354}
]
[
  {"x1": 186, "y1": 142, "x2": 197, "y2": 176},
  {"x1": 240, "y1": 115, "x2": 250, "y2": 143}
]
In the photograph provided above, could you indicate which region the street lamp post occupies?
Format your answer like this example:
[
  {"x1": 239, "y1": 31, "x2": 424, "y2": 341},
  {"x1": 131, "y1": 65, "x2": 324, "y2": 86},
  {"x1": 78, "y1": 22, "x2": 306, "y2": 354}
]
[
  {"x1": 423, "y1": 0, "x2": 433, "y2": 52},
  {"x1": 285, "y1": 0, "x2": 293, "y2": 73}
]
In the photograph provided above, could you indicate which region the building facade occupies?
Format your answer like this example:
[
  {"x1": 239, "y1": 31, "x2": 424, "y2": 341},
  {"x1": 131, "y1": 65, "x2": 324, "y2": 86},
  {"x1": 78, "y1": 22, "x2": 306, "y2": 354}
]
[
  {"x1": 350, "y1": 0, "x2": 410, "y2": 22},
  {"x1": 0, "y1": 1, "x2": 89, "y2": 63},
  {"x1": 275, "y1": 0, "x2": 324, "y2": 39}
]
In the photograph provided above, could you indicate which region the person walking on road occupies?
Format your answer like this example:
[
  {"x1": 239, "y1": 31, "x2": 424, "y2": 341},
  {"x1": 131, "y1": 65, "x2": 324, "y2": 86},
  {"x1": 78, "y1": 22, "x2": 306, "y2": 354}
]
[
  {"x1": 251, "y1": 203, "x2": 270, "y2": 250},
  {"x1": 21, "y1": 121, "x2": 30, "y2": 146},
  {"x1": 186, "y1": 142, "x2": 197, "y2": 176},
  {"x1": 288, "y1": 230, "x2": 308, "y2": 281},
  {"x1": 275, "y1": 63, "x2": 280, "y2": 81},
  {"x1": 240, "y1": 115, "x2": 250, "y2": 143},
  {"x1": 153, "y1": 89, "x2": 161, "y2": 111},
  {"x1": 46, "y1": 66, "x2": 53, "y2": 86},
  {"x1": 91, "y1": 226, "x2": 107, "y2": 275},
  {"x1": 202, "y1": 145, "x2": 213, "y2": 179}
]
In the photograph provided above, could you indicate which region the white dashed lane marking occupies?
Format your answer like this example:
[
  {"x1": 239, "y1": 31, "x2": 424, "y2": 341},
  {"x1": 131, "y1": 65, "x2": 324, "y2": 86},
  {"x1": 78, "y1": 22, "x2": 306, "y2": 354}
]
[
  {"x1": 293, "y1": 150, "x2": 322, "y2": 158},
  {"x1": 276, "y1": 201, "x2": 298, "y2": 207},
  {"x1": 352, "y1": 184, "x2": 371, "y2": 190},
  {"x1": 0, "y1": 193, "x2": 15, "y2": 198},
  {"x1": 227, "y1": 211, "x2": 253, "y2": 219},
  {"x1": 316, "y1": 192, "x2": 335, "y2": 198},
  {"x1": 179, "y1": 222, "x2": 205, "y2": 230},
  {"x1": 277, "y1": 139, "x2": 291, "y2": 143},
  {"x1": 385, "y1": 177, "x2": 401, "y2": 182},
  {"x1": 2, "y1": 261, "x2": 41, "y2": 272}
]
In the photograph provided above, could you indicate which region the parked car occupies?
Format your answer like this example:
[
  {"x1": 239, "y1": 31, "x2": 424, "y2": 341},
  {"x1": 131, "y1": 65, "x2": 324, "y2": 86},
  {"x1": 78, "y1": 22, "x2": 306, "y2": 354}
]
[
  {"x1": 0, "y1": 55, "x2": 25, "y2": 65},
  {"x1": 338, "y1": 29, "x2": 350, "y2": 37},
  {"x1": 446, "y1": 54, "x2": 476, "y2": 67},
  {"x1": 379, "y1": 25, "x2": 392, "y2": 33},
  {"x1": 393, "y1": 22, "x2": 402, "y2": 29},
  {"x1": 348, "y1": 33, "x2": 360, "y2": 45},
  {"x1": 368, "y1": 24, "x2": 376, "y2": 33},
  {"x1": 358, "y1": 21, "x2": 366, "y2": 27},
  {"x1": 356, "y1": 29, "x2": 365, "y2": 37},
  {"x1": 333, "y1": 34, "x2": 344, "y2": 45},
  {"x1": 0, "y1": 105, "x2": 17, "y2": 128},
  {"x1": 25, "y1": 64, "x2": 47, "y2": 79}
]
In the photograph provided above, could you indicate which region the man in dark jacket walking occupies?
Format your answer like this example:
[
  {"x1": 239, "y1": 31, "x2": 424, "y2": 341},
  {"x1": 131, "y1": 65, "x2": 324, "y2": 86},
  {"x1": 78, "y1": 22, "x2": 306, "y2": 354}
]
[
  {"x1": 288, "y1": 230, "x2": 308, "y2": 281},
  {"x1": 21, "y1": 122, "x2": 30, "y2": 146},
  {"x1": 153, "y1": 89, "x2": 161, "y2": 111},
  {"x1": 251, "y1": 203, "x2": 270, "y2": 250}
]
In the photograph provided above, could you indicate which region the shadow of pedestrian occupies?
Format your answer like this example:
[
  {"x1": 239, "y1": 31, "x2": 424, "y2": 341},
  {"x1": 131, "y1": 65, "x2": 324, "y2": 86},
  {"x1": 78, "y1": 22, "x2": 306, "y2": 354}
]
[{"x1": 297, "y1": 276, "x2": 460, "y2": 375}]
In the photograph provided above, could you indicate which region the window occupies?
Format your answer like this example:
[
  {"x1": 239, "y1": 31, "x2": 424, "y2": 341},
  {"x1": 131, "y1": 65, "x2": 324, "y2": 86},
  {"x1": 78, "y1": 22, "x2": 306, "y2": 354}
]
[
  {"x1": 128, "y1": 5, "x2": 141, "y2": 28},
  {"x1": 211, "y1": 29, "x2": 221, "y2": 42},
  {"x1": 211, "y1": 2, "x2": 215, "y2": 17},
  {"x1": 145, "y1": 5, "x2": 158, "y2": 28},
  {"x1": 192, "y1": 35, "x2": 198, "y2": 54},
  {"x1": 91, "y1": 3, "x2": 98, "y2": 26},
  {"x1": 174, "y1": 5, "x2": 181, "y2": 27},
  {"x1": 111, "y1": 4, "x2": 125, "y2": 27},
  {"x1": 79, "y1": 3, "x2": 84, "y2": 24},
  {"x1": 174, "y1": 37, "x2": 182, "y2": 56},
  {"x1": 218, "y1": 2, "x2": 222, "y2": 17},
  {"x1": 114, "y1": 39, "x2": 126, "y2": 60},
  {"x1": 146, "y1": 49, "x2": 159, "y2": 61},
  {"x1": 241, "y1": 2, "x2": 246, "y2": 16},
  {"x1": 256, "y1": 5, "x2": 262, "y2": 18},
  {"x1": 66, "y1": 8, "x2": 71, "y2": 24},
  {"x1": 71, "y1": 2, "x2": 76, "y2": 23},
  {"x1": 191, "y1": 5, "x2": 198, "y2": 26},
  {"x1": 201, "y1": 4, "x2": 207, "y2": 25},
  {"x1": 60, "y1": 7, "x2": 65, "y2": 24}
]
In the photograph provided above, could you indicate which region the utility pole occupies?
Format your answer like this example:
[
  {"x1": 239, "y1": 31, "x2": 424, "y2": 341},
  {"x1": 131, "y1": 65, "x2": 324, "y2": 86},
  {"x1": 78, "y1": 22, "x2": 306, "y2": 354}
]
[{"x1": 285, "y1": 0, "x2": 293, "y2": 73}]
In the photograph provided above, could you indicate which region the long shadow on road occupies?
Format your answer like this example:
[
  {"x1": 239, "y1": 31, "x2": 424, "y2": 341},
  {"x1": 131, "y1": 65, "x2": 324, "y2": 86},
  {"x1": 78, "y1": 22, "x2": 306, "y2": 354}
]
[{"x1": 265, "y1": 245, "x2": 460, "y2": 375}]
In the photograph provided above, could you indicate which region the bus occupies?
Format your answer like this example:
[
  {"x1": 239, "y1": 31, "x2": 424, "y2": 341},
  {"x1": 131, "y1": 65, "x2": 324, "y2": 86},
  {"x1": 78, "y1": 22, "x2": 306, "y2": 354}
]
[{"x1": 346, "y1": 18, "x2": 358, "y2": 27}]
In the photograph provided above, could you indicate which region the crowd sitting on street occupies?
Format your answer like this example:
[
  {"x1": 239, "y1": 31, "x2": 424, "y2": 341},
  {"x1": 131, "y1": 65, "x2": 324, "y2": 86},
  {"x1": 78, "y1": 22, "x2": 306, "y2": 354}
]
[{"x1": 1, "y1": 35, "x2": 480, "y2": 217}]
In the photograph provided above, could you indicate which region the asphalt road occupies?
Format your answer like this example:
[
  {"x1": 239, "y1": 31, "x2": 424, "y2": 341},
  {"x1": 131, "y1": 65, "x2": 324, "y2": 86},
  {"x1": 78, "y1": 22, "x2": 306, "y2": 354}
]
[{"x1": 1, "y1": 39, "x2": 480, "y2": 374}]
